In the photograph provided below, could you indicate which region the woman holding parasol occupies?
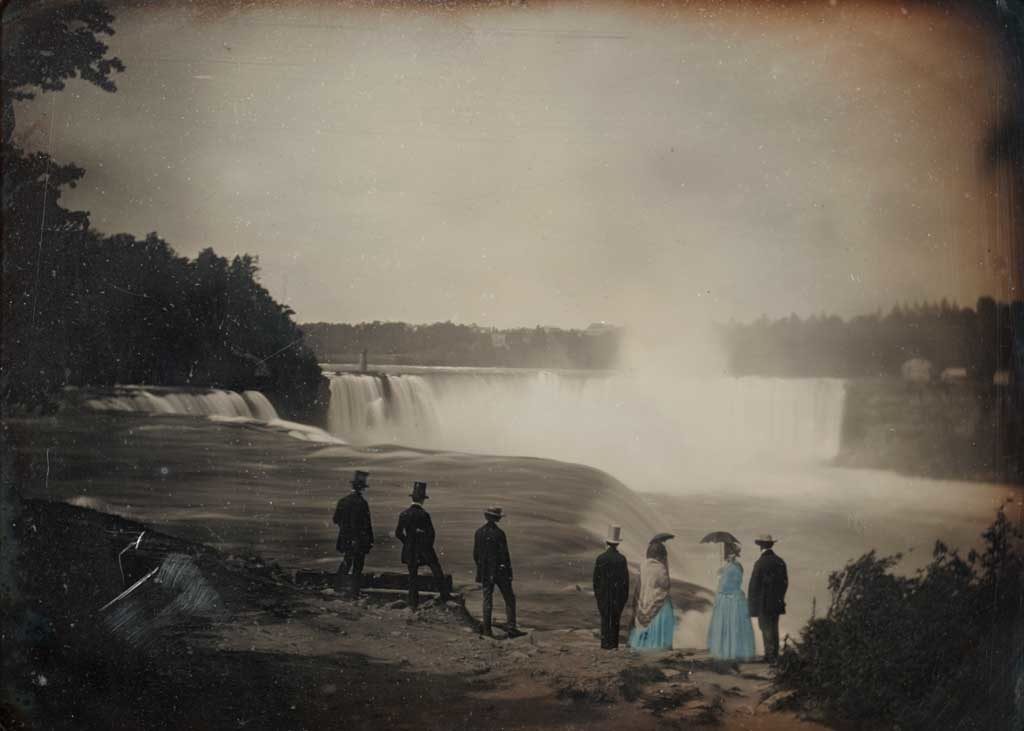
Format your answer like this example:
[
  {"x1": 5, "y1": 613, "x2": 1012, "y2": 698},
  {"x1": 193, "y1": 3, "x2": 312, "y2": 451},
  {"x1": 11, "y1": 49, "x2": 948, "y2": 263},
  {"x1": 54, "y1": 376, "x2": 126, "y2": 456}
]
[
  {"x1": 702, "y1": 531, "x2": 755, "y2": 661},
  {"x1": 628, "y1": 533, "x2": 677, "y2": 650}
]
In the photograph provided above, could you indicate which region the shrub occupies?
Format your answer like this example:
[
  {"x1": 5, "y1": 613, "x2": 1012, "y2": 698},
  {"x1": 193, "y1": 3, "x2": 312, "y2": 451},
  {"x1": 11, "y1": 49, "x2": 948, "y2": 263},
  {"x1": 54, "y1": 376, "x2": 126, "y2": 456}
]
[{"x1": 776, "y1": 510, "x2": 1024, "y2": 729}]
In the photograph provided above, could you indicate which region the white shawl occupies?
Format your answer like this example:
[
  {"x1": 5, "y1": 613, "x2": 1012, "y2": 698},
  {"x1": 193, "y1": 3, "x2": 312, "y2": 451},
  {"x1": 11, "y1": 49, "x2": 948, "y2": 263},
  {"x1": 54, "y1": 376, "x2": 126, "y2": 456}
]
[{"x1": 633, "y1": 558, "x2": 671, "y2": 629}]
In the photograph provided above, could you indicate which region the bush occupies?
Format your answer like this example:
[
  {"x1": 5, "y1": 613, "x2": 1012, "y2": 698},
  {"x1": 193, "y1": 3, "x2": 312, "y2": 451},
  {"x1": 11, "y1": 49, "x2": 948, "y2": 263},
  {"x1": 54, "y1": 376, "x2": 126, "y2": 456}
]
[{"x1": 776, "y1": 510, "x2": 1024, "y2": 729}]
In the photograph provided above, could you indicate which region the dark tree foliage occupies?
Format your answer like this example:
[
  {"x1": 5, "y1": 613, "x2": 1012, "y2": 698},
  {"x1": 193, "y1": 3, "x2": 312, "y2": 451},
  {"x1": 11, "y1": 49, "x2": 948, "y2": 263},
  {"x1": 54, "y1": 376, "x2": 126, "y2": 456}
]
[
  {"x1": 1, "y1": 148, "x2": 324, "y2": 418},
  {"x1": 2, "y1": 1, "x2": 323, "y2": 419},
  {"x1": 302, "y1": 321, "x2": 622, "y2": 369},
  {"x1": 2, "y1": 156, "x2": 323, "y2": 415},
  {"x1": 776, "y1": 511, "x2": 1024, "y2": 730},
  {"x1": 2, "y1": 0, "x2": 125, "y2": 142}
]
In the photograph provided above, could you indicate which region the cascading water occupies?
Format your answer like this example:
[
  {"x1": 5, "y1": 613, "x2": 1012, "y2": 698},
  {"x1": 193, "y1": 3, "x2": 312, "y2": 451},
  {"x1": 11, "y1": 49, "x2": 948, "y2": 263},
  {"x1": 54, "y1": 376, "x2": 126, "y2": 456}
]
[
  {"x1": 241, "y1": 391, "x2": 279, "y2": 421},
  {"x1": 327, "y1": 373, "x2": 440, "y2": 446},
  {"x1": 84, "y1": 386, "x2": 280, "y2": 421},
  {"x1": 325, "y1": 369, "x2": 846, "y2": 488},
  {"x1": 81, "y1": 385, "x2": 344, "y2": 444}
]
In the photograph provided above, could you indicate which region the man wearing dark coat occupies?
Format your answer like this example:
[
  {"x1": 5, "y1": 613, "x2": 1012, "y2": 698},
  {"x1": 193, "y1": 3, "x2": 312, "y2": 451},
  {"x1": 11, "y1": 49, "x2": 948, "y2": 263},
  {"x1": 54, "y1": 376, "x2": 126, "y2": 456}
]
[
  {"x1": 473, "y1": 506, "x2": 518, "y2": 638},
  {"x1": 592, "y1": 525, "x2": 629, "y2": 649},
  {"x1": 395, "y1": 481, "x2": 451, "y2": 609},
  {"x1": 333, "y1": 470, "x2": 374, "y2": 598},
  {"x1": 747, "y1": 534, "x2": 788, "y2": 662}
]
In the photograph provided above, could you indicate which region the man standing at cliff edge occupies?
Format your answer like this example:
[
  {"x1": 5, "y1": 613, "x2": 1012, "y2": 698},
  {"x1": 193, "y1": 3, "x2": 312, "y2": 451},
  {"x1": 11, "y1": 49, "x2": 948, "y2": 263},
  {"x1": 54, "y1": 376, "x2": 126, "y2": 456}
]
[
  {"x1": 333, "y1": 470, "x2": 374, "y2": 599},
  {"x1": 748, "y1": 533, "x2": 788, "y2": 663}
]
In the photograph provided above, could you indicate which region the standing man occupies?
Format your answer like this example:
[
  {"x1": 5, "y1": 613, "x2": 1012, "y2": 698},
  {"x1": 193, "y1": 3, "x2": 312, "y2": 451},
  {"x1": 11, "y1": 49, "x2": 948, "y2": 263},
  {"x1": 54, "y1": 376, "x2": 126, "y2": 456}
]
[
  {"x1": 333, "y1": 470, "x2": 374, "y2": 599},
  {"x1": 592, "y1": 525, "x2": 629, "y2": 649},
  {"x1": 748, "y1": 533, "x2": 788, "y2": 663},
  {"x1": 473, "y1": 506, "x2": 519, "y2": 638},
  {"x1": 395, "y1": 481, "x2": 451, "y2": 609}
]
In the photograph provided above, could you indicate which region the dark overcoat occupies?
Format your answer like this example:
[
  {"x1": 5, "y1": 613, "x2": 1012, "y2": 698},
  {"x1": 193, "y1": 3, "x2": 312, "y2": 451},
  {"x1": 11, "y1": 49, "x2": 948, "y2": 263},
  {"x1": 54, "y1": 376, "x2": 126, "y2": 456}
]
[
  {"x1": 333, "y1": 491, "x2": 374, "y2": 554},
  {"x1": 395, "y1": 504, "x2": 440, "y2": 568},
  {"x1": 593, "y1": 546, "x2": 629, "y2": 615},
  {"x1": 473, "y1": 522, "x2": 512, "y2": 583},
  {"x1": 748, "y1": 549, "x2": 788, "y2": 617}
]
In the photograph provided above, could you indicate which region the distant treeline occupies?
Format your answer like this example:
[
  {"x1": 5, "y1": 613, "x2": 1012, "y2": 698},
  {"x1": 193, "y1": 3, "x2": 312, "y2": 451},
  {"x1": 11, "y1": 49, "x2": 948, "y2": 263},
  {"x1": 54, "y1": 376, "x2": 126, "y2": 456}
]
[
  {"x1": 718, "y1": 299, "x2": 1023, "y2": 381},
  {"x1": 302, "y1": 321, "x2": 622, "y2": 369},
  {"x1": 2, "y1": 143, "x2": 323, "y2": 418}
]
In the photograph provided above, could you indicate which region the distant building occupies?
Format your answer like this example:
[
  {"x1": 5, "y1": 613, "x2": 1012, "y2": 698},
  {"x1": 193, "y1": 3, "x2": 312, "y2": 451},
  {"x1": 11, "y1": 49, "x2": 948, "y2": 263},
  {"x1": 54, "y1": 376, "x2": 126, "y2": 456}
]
[
  {"x1": 585, "y1": 322, "x2": 619, "y2": 336},
  {"x1": 901, "y1": 358, "x2": 932, "y2": 384},
  {"x1": 940, "y1": 367, "x2": 968, "y2": 383},
  {"x1": 491, "y1": 332, "x2": 508, "y2": 349}
]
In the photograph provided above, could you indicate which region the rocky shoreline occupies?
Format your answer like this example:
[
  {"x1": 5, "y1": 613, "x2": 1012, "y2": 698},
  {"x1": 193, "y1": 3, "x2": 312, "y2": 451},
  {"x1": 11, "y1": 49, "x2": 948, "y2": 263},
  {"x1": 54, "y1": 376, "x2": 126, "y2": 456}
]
[{"x1": 2, "y1": 499, "x2": 832, "y2": 730}]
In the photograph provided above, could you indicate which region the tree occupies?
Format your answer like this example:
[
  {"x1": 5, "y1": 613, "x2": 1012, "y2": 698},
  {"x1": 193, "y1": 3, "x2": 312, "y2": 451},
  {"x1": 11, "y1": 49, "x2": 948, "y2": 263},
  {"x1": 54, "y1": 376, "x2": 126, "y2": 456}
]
[{"x1": 2, "y1": 0, "x2": 125, "y2": 142}]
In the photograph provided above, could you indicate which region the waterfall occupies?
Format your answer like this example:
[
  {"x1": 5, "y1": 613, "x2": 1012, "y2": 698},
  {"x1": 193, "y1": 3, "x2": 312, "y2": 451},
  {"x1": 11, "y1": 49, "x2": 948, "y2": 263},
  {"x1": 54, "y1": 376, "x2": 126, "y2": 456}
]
[
  {"x1": 325, "y1": 370, "x2": 847, "y2": 487},
  {"x1": 84, "y1": 386, "x2": 280, "y2": 421},
  {"x1": 242, "y1": 391, "x2": 279, "y2": 421},
  {"x1": 327, "y1": 373, "x2": 440, "y2": 446}
]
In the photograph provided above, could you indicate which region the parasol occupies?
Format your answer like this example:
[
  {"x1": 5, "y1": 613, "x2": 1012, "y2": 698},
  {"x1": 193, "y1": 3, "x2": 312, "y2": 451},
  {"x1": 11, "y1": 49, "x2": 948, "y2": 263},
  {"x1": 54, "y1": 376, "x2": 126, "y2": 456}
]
[
  {"x1": 650, "y1": 532, "x2": 675, "y2": 543},
  {"x1": 700, "y1": 531, "x2": 740, "y2": 545}
]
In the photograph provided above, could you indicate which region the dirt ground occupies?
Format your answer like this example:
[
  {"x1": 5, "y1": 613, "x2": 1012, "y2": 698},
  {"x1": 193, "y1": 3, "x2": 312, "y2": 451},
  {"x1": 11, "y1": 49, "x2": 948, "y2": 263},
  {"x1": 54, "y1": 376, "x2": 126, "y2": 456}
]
[{"x1": 2, "y1": 499, "x2": 833, "y2": 730}]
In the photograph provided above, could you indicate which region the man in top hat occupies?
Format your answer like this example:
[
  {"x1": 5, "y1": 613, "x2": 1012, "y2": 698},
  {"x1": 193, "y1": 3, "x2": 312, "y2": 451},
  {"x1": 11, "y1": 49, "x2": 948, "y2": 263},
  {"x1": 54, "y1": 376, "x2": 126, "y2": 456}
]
[
  {"x1": 592, "y1": 525, "x2": 630, "y2": 649},
  {"x1": 473, "y1": 506, "x2": 519, "y2": 638},
  {"x1": 395, "y1": 481, "x2": 451, "y2": 609},
  {"x1": 748, "y1": 534, "x2": 788, "y2": 663},
  {"x1": 332, "y1": 470, "x2": 374, "y2": 598}
]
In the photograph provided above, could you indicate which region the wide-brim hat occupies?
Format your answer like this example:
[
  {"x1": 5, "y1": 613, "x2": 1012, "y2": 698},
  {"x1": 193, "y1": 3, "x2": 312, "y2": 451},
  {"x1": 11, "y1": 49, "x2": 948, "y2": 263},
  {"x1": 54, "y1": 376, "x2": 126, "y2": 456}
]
[
  {"x1": 410, "y1": 481, "x2": 429, "y2": 500},
  {"x1": 484, "y1": 506, "x2": 504, "y2": 520},
  {"x1": 755, "y1": 534, "x2": 776, "y2": 547},
  {"x1": 351, "y1": 470, "x2": 370, "y2": 488},
  {"x1": 606, "y1": 525, "x2": 622, "y2": 544}
]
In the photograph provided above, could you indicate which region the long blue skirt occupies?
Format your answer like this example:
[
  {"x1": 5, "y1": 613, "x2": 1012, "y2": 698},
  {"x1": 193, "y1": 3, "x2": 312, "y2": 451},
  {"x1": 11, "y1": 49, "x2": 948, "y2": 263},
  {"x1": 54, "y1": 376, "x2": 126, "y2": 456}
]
[
  {"x1": 707, "y1": 592, "x2": 755, "y2": 661},
  {"x1": 629, "y1": 600, "x2": 675, "y2": 650}
]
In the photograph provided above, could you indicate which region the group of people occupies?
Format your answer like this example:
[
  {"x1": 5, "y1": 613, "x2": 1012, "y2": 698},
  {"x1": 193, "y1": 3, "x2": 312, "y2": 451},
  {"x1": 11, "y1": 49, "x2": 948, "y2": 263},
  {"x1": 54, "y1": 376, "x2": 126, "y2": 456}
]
[
  {"x1": 592, "y1": 525, "x2": 789, "y2": 661},
  {"x1": 332, "y1": 469, "x2": 788, "y2": 660},
  {"x1": 332, "y1": 470, "x2": 519, "y2": 637}
]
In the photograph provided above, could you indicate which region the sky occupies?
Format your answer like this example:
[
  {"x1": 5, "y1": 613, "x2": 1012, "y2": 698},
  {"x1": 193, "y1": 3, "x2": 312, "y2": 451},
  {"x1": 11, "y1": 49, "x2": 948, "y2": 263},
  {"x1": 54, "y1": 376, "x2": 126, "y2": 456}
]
[{"x1": 11, "y1": 0, "x2": 1018, "y2": 331}]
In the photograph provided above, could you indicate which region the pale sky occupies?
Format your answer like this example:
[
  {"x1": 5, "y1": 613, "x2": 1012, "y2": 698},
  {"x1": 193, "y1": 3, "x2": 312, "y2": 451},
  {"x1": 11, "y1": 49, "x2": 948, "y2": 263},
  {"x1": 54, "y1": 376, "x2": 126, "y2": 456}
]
[{"x1": 12, "y1": 0, "x2": 1016, "y2": 330}]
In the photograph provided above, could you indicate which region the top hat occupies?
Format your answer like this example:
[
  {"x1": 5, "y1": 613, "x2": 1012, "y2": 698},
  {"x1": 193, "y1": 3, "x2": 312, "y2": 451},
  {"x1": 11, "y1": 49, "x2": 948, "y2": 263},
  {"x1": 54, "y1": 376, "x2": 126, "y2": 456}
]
[
  {"x1": 351, "y1": 470, "x2": 370, "y2": 488},
  {"x1": 484, "y1": 505, "x2": 504, "y2": 520},
  {"x1": 410, "y1": 481, "x2": 429, "y2": 501},
  {"x1": 754, "y1": 534, "x2": 776, "y2": 547},
  {"x1": 606, "y1": 525, "x2": 622, "y2": 544}
]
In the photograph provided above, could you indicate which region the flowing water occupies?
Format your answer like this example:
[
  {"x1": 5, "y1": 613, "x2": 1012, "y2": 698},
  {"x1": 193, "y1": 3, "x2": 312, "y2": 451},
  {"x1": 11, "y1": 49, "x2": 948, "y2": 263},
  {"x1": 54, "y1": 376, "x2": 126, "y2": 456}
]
[
  {"x1": 84, "y1": 386, "x2": 280, "y2": 421},
  {"x1": 79, "y1": 385, "x2": 341, "y2": 444},
  {"x1": 324, "y1": 368, "x2": 845, "y2": 489}
]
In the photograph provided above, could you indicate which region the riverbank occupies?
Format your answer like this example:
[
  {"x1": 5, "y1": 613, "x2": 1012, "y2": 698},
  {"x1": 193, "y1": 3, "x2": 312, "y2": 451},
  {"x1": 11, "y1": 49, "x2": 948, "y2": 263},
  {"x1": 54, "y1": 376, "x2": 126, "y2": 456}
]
[{"x1": 2, "y1": 498, "x2": 832, "y2": 730}]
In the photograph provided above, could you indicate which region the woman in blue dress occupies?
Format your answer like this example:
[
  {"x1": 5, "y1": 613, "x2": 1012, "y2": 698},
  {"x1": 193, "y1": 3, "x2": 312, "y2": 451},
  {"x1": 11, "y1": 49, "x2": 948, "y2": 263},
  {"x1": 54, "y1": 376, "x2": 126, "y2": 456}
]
[
  {"x1": 707, "y1": 541, "x2": 755, "y2": 661},
  {"x1": 628, "y1": 537, "x2": 676, "y2": 650}
]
